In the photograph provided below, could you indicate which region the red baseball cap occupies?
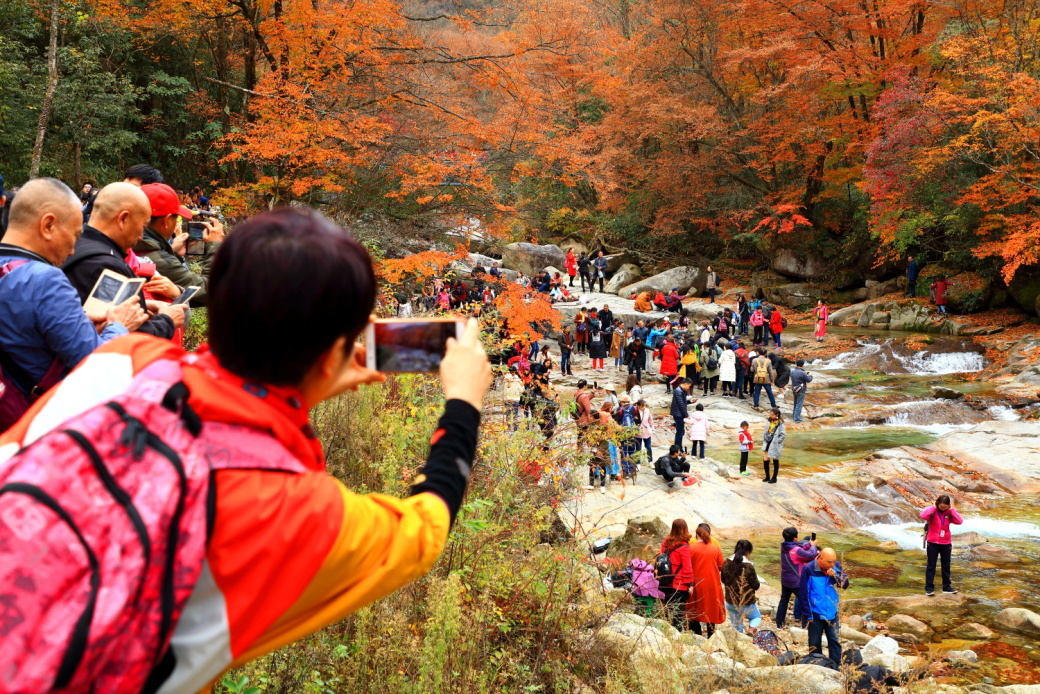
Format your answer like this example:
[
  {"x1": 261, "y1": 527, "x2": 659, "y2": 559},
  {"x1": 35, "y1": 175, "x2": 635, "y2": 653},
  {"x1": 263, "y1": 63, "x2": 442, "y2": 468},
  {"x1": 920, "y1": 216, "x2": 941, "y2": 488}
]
[{"x1": 141, "y1": 183, "x2": 194, "y2": 220}]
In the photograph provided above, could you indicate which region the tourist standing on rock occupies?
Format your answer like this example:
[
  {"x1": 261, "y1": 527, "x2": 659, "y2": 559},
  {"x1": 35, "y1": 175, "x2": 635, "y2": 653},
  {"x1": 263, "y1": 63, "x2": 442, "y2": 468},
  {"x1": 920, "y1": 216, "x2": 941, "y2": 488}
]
[
  {"x1": 687, "y1": 523, "x2": 726, "y2": 637},
  {"x1": 686, "y1": 403, "x2": 709, "y2": 459},
  {"x1": 577, "y1": 252, "x2": 592, "y2": 293},
  {"x1": 769, "y1": 351, "x2": 791, "y2": 400},
  {"x1": 762, "y1": 408, "x2": 785, "y2": 483},
  {"x1": 790, "y1": 359, "x2": 813, "y2": 423},
  {"x1": 722, "y1": 540, "x2": 762, "y2": 635},
  {"x1": 931, "y1": 275, "x2": 949, "y2": 316},
  {"x1": 610, "y1": 320, "x2": 626, "y2": 370},
  {"x1": 813, "y1": 299, "x2": 829, "y2": 342},
  {"x1": 504, "y1": 366, "x2": 525, "y2": 431},
  {"x1": 594, "y1": 250, "x2": 608, "y2": 293},
  {"x1": 776, "y1": 528, "x2": 818, "y2": 629},
  {"x1": 733, "y1": 340, "x2": 749, "y2": 399},
  {"x1": 659, "y1": 519, "x2": 696, "y2": 629},
  {"x1": 907, "y1": 255, "x2": 919, "y2": 298},
  {"x1": 737, "y1": 421, "x2": 753, "y2": 476},
  {"x1": 769, "y1": 305, "x2": 785, "y2": 350},
  {"x1": 565, "y1": 248, "x2": 577, "y2": 287},
  {"x1": 706, "y1": 265, "x2": 719, "y2": 303},
  {"x1": 636, "y1": 398, "x2": 654, "y2": 461},
  {"x1": 575, "y1": 307, "x2": 589, "y2": 354},
  {"x1": 625, "y1": 337, "x2": 646, "y2": 383},
  {"x1": 677, "y1": 343, "x2": 700, "y2": 388},
  {"x1": 750, "y1": 305, "x2": 765, "y2": 345},
  {"x1": 797, "y1": 548, "x2": 850, "y2": 664},
  {"x1": 574, "y1": 379, "x2": 594, "y2": 442},
  {"x1": 626, "y1": 373, "x2": 644, "y2": 405},
  {"x1": 719, "y1": 342, "x2": 737, "y2": 396},
  {"x1": 921, "y1": 494, "x2": 963, "y2": 597},
  {"x1": 700, "y1": 340, "x2": 721, "y2": 396},
  {"x1": 587, "y1": 318, "x2": 607, "y2": 370},
  {"x1": 659, "y1": 334, "x2": 680, "y2": 392},
  {"x1": 761, "y1": 303, "x2": 774, "y2": 343},
  {"x1": 671, "y1": 378, "x2": 694, "y2": 453},
  {"x1": 559, "y1": 325, "x2": 574, "y2": 375},
  {"x1": 737, "y1": 294, "x2": 750, "y2": 335},
  {"x1": 598, "y1": 304, "x2": 614, "y2": 328},
  {"x1": 751, "y1": 350, "x2": 777, "y2": 409}
]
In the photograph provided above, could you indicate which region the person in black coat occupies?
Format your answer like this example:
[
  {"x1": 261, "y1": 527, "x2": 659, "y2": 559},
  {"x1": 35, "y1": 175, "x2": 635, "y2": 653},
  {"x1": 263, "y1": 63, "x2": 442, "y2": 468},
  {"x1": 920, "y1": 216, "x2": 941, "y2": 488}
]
[
  {"x1": 625, "y1": 337, "x2": 646, "y2": 383},
  {"x1": 769, "y1": 352, "x2": 791, "y2": 390},
  {"x1": 670, "y1": 379, "x2": 693, "y2": 453},
  {"x1": 62, "y1": 183, "x2": 182, "y2": 338}
]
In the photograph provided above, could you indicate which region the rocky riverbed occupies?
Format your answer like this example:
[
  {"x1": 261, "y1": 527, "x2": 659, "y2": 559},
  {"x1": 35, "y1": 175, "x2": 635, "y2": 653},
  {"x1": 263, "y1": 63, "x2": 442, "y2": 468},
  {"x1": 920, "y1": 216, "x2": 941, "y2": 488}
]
[{"x1": 512, "y1": 288, "x2": 1040, "y2": 687}]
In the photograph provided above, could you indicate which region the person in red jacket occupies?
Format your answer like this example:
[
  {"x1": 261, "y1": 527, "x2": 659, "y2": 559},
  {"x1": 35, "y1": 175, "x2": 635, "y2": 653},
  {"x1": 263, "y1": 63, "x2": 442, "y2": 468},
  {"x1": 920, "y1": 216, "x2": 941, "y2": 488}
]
[
  {"x1": 660, "y1": 518, "x2": 695, "y2": 630},
  {"x1": 769, "y1": 306, "x2": 785, "y2": 350},
  {"x1": 931, "y1": 276, "x2": 949, "y2": 316},
  {"x1": 659, "y1": 334, "x2": 680, "y2": 392},
  {"x1": 565, "y1": 248, "x2": 577, "y2": 288}
]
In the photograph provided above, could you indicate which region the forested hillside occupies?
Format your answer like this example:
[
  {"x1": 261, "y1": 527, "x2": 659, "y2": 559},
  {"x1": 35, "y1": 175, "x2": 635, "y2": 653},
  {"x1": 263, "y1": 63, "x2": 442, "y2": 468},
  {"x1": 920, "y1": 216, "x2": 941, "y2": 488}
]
[{"x1": 3, "y1": 0, "x2": 1040, "y2": 306}]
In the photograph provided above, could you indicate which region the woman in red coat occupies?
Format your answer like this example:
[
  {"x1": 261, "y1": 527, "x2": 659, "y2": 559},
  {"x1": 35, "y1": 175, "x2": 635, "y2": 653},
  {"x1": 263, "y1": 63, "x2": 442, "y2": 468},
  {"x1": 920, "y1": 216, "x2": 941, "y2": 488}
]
[
  {"x1": 565, "y1": 249, "x2": 577, "y2": 288},
  {"x1": 659, "y1": 335, "x2": 679, "y2": 392},
  {"x1": 686, "y1": 523, "x2": 725, "y2": 636},
  {"x1": 769, "y1": 307, "x2": 785, "y2": 351},
  {"x1": 660, "y1": 519, "x2": 695, "y2": 630}
]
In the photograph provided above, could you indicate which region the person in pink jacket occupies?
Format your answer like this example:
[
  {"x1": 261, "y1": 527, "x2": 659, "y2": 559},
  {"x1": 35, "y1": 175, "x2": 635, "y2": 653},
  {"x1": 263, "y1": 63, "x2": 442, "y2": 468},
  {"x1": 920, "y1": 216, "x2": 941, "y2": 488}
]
[
  {"x1": 921, "y1": 494, "x2": 963, "y2": 596},
  {"x1": 749, "y1": 308, "x2": 765, "y2": 345},
  {"x1": 685, "y1": 403, "x2": 710, "y2": 459},
  {"x1": 636, "y1": 399, "x2": 655, "y2": 462}
]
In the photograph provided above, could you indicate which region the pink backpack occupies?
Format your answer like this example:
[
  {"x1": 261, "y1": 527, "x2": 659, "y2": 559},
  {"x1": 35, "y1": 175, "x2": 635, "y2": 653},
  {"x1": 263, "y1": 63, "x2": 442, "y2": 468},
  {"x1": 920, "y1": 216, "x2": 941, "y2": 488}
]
[{"x1": 0, "y1": 359, "x2": 307, "y2": 692}]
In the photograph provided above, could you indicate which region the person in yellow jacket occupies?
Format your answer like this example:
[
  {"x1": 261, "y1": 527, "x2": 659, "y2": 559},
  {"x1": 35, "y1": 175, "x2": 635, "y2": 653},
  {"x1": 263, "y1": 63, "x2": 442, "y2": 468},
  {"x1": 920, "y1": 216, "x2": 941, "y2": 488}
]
[
  {"x1": 677, "y1": 344, "x2": 700, "y2": 387},
  {"x1": 0, "y1": 208, "x2": 492, "y2": 692}
]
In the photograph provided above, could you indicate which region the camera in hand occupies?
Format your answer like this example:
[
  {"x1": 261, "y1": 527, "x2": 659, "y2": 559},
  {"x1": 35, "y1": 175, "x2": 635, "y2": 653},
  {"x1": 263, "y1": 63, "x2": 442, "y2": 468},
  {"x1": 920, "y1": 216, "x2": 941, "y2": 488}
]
[{"x1": 187, "y1": 221, "x2": 207, "y2": 240}]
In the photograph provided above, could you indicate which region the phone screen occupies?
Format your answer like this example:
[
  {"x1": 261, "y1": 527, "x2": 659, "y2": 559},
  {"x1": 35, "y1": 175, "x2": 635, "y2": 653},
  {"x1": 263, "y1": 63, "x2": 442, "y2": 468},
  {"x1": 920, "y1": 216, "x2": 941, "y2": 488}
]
[
  {"x1": 91, "y1": 274, "x2": 124, "y2": 304},
  {"x1": 188, "y1": 222, "x2": 206, "y2": 240},
  {"x1": 374, "y1": 320, "x2": 457, "y2": 372},
  {"x1": 811, "y1": 532, "x2": 817, "y2": 541},
  {"x1": 172, "y1": 286, "x2": 200, "y2": 305},
  {"x1": 113, "y1": 279, "x2": 145, "y2": 305}
]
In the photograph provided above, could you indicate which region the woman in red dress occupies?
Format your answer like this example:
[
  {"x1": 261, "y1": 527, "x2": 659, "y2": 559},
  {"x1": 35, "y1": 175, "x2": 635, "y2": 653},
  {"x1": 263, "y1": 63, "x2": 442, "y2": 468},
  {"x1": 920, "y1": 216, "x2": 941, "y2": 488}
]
[
  {"x1": 686, "y1": 522, "x2": 725, "y2": 636},
  {"x1": 565, "y1": 248, "x2": 578, "y2": 288}
]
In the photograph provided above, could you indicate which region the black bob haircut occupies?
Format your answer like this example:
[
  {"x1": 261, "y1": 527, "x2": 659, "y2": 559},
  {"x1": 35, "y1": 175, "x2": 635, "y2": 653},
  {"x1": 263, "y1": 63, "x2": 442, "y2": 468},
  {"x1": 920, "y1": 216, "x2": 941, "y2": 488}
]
[
  {"x1": 207, "y1": 208, "x2": 375, "y2": 386},
  {"x1": 124, "y1": 164, "x2": 164, "y2": 185}
]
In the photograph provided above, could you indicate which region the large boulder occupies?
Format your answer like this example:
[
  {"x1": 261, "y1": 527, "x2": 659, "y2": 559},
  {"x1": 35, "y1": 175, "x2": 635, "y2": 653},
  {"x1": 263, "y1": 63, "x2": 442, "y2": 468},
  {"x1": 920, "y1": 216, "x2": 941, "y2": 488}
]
[
  {"x1": 501, "y1": 242, "x2": 566, "y2": 277},
  {"x1": 770, "y1": 247, "x2": 829, "y2": 279},
  {"x1": 745, "y1": 665, "x2": 843, "y2": 694},
  {"x1": 994, "y1": 608, "x2": 1040, "y2": 637},
  {"x1": 1007, "y1": 265, "x2": 1040, "y2": 317},
  {"x1": 609, "y1": 516, "x2": 668, "y2": 559},
  {"x1": 619, "y1": 266, "x2": 704, "y2": 299},
  {"x1": 861, "y1": 634, "x2": 900, "y2": 660},
  {"x1": 761, "y1": 282, "x2": 821, "y2": 311},
  {"x1": 557, "y1": 235, "x2": 590, "y2": 258},
  {"x1": 944, "y1": 271, "x2": 993, "y2": 314},
  {"x1": 604, "y1": 252, "x2": 637, "y2": 274},
  {"x1": 950, "y1": 622, "x2": 997, "y2": 640},
  {"x1": 605, "y1": 264, "x2": 642, "y2": 294},
  {"x1": 886, "y1": 614, "x2": 933, "y2": 640},
  {"x1": 866, "y1": 276, "x2": 904, "y2": 300},
  {"x1": 965, "y1": 543, "x2": 1021, "y2": 564},
  {"x1": 750, "y1": 270, "x2": 788, "y2": 300}
]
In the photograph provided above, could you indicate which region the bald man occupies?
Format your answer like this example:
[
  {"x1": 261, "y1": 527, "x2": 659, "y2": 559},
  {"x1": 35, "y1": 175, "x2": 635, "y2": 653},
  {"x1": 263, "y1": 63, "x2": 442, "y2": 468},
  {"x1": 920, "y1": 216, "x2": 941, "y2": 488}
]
[
  {"x1": 0, "y1": 179, "x2": 146, "y2": 430},
  {"x1": 797, "y1": 546, "x2": 850, "y2": 664},
  {"x1": 63, "y1": 182, "x2": 185, "y2": 339}
]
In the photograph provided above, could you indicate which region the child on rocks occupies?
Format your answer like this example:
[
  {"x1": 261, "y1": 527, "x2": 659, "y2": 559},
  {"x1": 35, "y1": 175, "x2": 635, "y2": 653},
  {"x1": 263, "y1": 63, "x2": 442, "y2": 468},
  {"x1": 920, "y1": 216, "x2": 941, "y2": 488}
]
[
  {"x1": 738, "y1": 421, "x2": 753, "y2": 477},
  {"x1": 686, "y1": 403, "x2": 709, "y2": 460}
]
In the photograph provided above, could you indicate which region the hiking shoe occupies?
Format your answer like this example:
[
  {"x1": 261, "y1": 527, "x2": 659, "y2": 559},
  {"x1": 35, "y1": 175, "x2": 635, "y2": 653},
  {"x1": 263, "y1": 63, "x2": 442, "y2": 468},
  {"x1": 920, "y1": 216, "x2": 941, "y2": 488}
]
[
  {"x1": 943, "y1": 588, "x2": 958, "y2": 594},
  {"x1": 585, "y1": 485, "x2": 594, "y2": 490},
  {"x1": 762, "y1": 477, "x2": 770, "y2": 483},
  {"x1": 740, "y1": 471, "x2": 751, "y2": 477},
  {"x1": 667, "y1": 481, "x2": 676, "y2": 488},
  {"x1": 768, "y1": 478, "x2": 777, "y2": 484},
  {"x1": 600, "y1": 487, "x2": 606, "y2": 494},
  {"x1": 925, "y1": 590, "x2": 935, "y2": 597}
]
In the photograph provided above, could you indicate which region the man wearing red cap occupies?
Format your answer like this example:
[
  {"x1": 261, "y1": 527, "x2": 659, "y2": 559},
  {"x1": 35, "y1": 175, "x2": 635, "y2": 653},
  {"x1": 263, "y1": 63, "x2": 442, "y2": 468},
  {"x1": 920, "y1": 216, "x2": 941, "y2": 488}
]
[{"x1": 135, "y1": 182, "x2": 224, "y2": 306}]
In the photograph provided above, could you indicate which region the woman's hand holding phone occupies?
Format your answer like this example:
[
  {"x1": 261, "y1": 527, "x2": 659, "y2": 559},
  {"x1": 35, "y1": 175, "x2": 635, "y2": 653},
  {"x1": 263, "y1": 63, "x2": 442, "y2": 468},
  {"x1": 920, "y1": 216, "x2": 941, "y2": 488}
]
[{"x1": 441, "y1": 318, "x2": 492, "y2": 411}]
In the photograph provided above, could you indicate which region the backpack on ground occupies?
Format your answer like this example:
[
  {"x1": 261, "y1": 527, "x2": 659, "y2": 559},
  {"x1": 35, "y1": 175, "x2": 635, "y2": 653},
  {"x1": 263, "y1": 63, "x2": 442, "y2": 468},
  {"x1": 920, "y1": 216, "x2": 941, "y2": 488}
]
[
  {"x1": 754, "y1": 358, "x2": 770, "y2": 384},
  {"x1": 797, "y1": 651, "x2": 839, "y2": 671},
  {"x1": 752, "y1": 629, "x2": 793, "y2": 664},
  {"x1": 0, "y1": 358, "x2": 307, "y2": 692},
  {"x1": 654, "y1": 546, "x2": 679, "y2": 587}
]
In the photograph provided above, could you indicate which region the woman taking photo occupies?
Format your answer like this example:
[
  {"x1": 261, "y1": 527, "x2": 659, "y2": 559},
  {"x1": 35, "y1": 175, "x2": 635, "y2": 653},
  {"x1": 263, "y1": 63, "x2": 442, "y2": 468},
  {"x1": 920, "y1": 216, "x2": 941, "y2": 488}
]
[
  {"x1": 659, "y1": 519, "x2": 695, "y2": 630},
  {"x1": 921, "y1": 495, "x2": 963, "y2": 596}
]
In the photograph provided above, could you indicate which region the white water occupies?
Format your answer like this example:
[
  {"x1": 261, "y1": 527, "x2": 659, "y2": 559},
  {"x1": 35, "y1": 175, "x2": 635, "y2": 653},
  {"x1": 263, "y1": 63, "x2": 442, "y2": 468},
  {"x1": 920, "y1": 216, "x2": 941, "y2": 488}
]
[
  {"x1": 813, "y1": 341, "x2": 882, "y2": 370},
  {"x1": 865, "y1": 518, "x2": 1040, "y2": 550},
  {"x1": 896, "y1": 351, "x2": 986, "y2": 375},
  {"x1": 881, "y1": 411, "x2": 975, "y2": 436},
  {"x1": 988, "y1": 405, "x2": 1020, "y2": 421}
]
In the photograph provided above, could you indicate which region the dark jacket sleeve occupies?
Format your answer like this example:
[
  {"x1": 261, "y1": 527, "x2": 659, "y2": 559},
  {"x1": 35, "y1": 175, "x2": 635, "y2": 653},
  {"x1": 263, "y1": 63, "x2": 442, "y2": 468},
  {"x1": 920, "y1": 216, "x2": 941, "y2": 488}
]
[
  {"x1": 409, "y1": 399, "x2": 481, "y2": 525},
  {"x1": 138, "y1": 238, "x2": 218, "y2": 307}
]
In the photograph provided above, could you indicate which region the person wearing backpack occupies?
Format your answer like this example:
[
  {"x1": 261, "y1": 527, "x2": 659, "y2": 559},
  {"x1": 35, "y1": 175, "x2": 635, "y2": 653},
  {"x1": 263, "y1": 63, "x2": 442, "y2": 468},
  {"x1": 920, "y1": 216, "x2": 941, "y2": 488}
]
[
  {"x1": 734, "y1": 341, "x2": 750, "y2": 399},
  {"x1": 574, "y1": 307, "x2": 589, "y2": 355},
  {"x1": 616, "y1": 394, "x2": 640, "y2": 479},
  {"x1": 921, "y1": 494, "x2": 963, "y2": 596},
  {"x1": 587, "y1": 319, "x2": 607, "y2": 371},
  {"x1": 761, "y1": 303, "x2": 774, "y2": 342},
  {"x1": 700, "y1": 341, "x2": 721, "y2": 396},
  {"x1": 722, "y1": 540, "x2": 762, "y2": 634},
  {"x1": 577, "y1": 252, "x2": 592, "y2": 293},
  {"x1": 654, "y1": 444, "x2": 694, "y2": 487},
  {"x1": 797, "y1": 548, "x2": 850, "y2": 665},
  {"x1": 0, "y1": 208, "x2": 492, "y2": 693},
  {"x1": 658, "y1": 518, "x2": 695, "y2": 629},
  {"x1": 751, "y1": 350, "x2": 777, "y2": 409},
  {"x1": 776, "y1": 527, "x2": 819, "y2": 629},
  {"x1": 769, "y1": 306, "x2": 785, "y2": 350},
  {"x1": 749, "y1": 306, "x2": 764, "y2": 345},
  {"x1": 705, "y1": 266, "x2": 719, "y2": 303}
]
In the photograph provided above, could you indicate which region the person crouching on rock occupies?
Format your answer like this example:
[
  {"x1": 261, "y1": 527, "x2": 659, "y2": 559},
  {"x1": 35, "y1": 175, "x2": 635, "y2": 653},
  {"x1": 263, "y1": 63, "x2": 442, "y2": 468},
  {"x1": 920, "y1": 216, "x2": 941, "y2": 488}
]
[
  {"x1": 921, "y1": 494, "x2": 963, "y2": 596},
  {"x1": 654, "y1": 445, "x2": 696, "y2": 488}
]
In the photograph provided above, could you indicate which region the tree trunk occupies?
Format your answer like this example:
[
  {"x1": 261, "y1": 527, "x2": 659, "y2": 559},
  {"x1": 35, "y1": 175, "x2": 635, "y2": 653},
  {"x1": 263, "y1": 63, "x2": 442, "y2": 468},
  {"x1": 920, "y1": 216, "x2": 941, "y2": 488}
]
[
  {"x1": 29, "y1": 0, "x2": 61, "y2": 180},
  {"x1": 74, "y1": 141, "x2": 81, "y2": 188}
]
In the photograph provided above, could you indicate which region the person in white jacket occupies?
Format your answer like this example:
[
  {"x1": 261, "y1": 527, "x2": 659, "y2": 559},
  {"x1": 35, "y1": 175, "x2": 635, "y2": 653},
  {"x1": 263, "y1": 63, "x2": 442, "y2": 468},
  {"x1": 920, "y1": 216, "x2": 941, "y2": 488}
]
[
  {"x1": 685, "y1": 403, "x2": 710, "y2": 459},
  {"x1": 719, "y1": 344, "x2": 737, "y2": 396},
  {"x1": 636, "y1": 398, "x2": 655, "y2": 462},
  {"x1": 504, "y1": 367, "x2": 524, "y2": 431}
]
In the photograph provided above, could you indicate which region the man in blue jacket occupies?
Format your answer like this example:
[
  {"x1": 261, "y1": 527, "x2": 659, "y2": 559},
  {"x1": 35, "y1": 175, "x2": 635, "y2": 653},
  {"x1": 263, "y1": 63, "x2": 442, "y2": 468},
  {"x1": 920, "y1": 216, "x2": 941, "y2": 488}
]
[
  {"x1": 798, "y1": 547, "x2": 850, "y2": 664},
  {"x1": 907, "y1": 255, "x2": 919, "y2": 298},
  {"x1": 0, "y1": 178, "x2": 146, "y2": 429},
  {"x1": 670, "y1": 378, "x2": 693, "y2": 453}
]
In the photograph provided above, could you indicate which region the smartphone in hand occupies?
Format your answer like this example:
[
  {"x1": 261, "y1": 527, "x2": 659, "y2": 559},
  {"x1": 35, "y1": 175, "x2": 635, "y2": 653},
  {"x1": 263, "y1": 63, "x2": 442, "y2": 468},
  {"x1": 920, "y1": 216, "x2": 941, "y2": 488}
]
[{"x1": 365, "y1": 318, "x2": 464, "y2": 373}]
